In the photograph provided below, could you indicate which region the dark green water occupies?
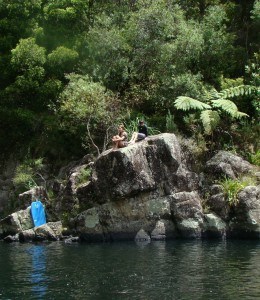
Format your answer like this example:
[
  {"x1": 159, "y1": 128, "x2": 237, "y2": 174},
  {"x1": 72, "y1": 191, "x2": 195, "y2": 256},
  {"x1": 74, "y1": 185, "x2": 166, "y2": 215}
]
[{"x1": 0, "y1": 240, "x2": 259, "y2": 300}]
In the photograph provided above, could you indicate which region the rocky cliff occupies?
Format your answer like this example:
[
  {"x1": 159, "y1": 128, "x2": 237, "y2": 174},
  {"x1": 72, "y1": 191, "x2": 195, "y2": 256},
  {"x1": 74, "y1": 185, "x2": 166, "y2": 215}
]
[{"x1": 1, "y1": 133, "x2": 259, "y2": 242}]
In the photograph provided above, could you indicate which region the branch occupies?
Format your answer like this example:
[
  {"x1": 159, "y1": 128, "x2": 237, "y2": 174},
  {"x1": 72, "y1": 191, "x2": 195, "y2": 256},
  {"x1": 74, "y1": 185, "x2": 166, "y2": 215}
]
[
  {"x1": 87, "y1": 118, "x2": 100, "y2": 157},
  {"x1": 35, "y1": 172, "x2": 46, "y2": 189},
  {"x1": 102, "y1": 125, "x2": 114, "y2": 153}
]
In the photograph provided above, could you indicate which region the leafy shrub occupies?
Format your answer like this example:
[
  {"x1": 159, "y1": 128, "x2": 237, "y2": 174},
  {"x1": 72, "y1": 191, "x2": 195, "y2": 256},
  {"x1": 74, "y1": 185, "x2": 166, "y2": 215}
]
[
  {"x1": 125, "y1": 116, "x2": 160, "y2": 138},
  {"x1": 13, "y1": 158, "x2": 45, "y2": 191},
  {"x1": 250, "y1": 150, "x2": 260, "y2": 166},
  {"x1": 219, "y1": 176, "x2": 256, "y2": 206},
  {"x1": 76, "y1": 168, "x2": 91, "y2": 187},
  {"x1": 166, "y1": 110, "x2": 178, "y2": 133}
]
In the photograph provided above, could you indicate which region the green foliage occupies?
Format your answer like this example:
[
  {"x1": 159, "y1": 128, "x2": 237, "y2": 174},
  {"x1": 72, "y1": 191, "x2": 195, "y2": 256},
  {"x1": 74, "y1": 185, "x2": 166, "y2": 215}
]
[
  {"x1": 250, "y1": 151, "x2": 260, "y2": 166},
  {"x1": 124, "y1": 115, "x2": 160, "y2": 138},
  {"x1": 47, "y1": 46, "x2": 79, "y2": 77},
  {"x1": 251, "y1": 0, "x2": 260, "y2": 21},
  {"x1": 166, "y1": 110, "x2": 178, "y2": 133},
  {"x1": 211, "y1": 99, "x2": 247, "y2": 118},
  {"x1": 219, "y1": 176, "x2": 256, "y2": 207},
  {"x1": 13, "y1": 158, "x2": 45, "y2": 191},
  {"x1": 0, "y1": 0, "x2": 259, "y2": 164},
  {"x1": 57, "y1": 74, "x2": 123, "y2": 155},
  {"x1": 174, "y1": 84, "x2": 253, "y2": 135},
  {"x1": 11, "y1": 38, "x2": 46, "y2": 71},
  {"x1": 174, "y1": 96, "x2": 211, "y2": 111},
  {"x1": 58, "y1": 74, "x2": 109, "y2": 121},
  {"x1": 200, "y1": 110, "x2": 220, "y2": 135},
  {"x1": 76, "y1": 168, "x2": 91, "y2": 187}
]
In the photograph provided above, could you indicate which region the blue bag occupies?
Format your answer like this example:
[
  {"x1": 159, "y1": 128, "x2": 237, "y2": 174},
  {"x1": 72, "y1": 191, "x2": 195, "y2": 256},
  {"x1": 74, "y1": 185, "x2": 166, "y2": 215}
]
[{"x1": 31, "y1": 200, "x2": 46, "y2": 227}]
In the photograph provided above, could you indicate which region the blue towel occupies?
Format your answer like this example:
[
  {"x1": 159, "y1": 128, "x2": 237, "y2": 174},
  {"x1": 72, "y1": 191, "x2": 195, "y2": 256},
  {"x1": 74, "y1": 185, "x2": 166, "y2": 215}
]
[{"x1": 31, "y1": 200, "x2": 46, "y2": 227}]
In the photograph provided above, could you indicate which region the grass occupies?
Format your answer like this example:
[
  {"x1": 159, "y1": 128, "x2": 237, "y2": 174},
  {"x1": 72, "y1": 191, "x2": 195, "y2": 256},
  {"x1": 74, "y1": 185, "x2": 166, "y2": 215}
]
[{"x1": 219, "y1": 176, "x2": 256, "y2": 207}]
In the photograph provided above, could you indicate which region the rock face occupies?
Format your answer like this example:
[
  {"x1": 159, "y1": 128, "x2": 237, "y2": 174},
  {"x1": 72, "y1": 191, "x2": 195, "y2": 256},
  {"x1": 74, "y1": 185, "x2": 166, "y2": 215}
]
[
  {"x1": 73, "y1": 134, "x2": 202, "y2": 241},
  {"x1": 1, "y1": 133, "x2": 259, "y2": 243},
  {"x1": 77, "y1": 134, "x2": 198, "y2": 204},
  {"x1": 70, "y1": 133, "x2": 259, "y2": 241}
]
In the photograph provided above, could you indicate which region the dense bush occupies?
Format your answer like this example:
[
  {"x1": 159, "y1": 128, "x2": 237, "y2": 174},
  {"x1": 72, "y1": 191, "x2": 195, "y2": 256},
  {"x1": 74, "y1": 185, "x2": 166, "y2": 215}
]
[{"x1": 0, "y1": 0, "x2": 259, "y2": 166}]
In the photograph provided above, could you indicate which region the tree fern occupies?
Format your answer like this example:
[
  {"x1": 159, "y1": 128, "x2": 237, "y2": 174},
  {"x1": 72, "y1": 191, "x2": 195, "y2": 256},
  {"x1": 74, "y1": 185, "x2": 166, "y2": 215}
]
[
  {"x1": 218, "y1": 85, "x2": 255, "y2": 99},
  {"x1": 174, "y1": 96, "x2": 211, "y2": 111},
  {"x1": 234, "y1": 111, "x2": 249, "y2": 119},
  {"x1": 211, "y1": 99, "x2": 239, "y2": 117},
  {"x1": 200, "y1": 110, "x2": 220, "y2": 134},
  {"x1": 174, "y1": 84, "x2": 251, "y2": 134}
]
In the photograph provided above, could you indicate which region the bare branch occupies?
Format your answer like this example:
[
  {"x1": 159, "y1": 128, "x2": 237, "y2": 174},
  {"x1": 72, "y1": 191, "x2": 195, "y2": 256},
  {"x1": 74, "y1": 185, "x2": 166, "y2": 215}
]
[
  {"x1": 102, "y1": 125, "x2": 114, "y2": 153},
  {"x1": 87, "y1": 118, "x2": 100, "y2": 157}
]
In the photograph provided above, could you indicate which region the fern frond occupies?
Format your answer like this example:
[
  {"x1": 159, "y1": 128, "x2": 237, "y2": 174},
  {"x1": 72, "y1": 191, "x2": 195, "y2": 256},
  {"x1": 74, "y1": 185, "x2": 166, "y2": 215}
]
[
  {"x1": 218, "y1": 85, "x2": 256, "y2": 99},
  {"x1": 211, "y1": 99, "x2": 238, "y2": 117},
  {"x1": 207, "y1": 88, "x2": 220, "y2": 100},
  {"x1": 200, "y1": 110, "x2": 220, "y2": 135},
  {"x1": 174, "y1": 96, "x2": 211, "y2": 111},
  {"x1": 234, "y1": 111, "x2": 249, "y2": 119}
]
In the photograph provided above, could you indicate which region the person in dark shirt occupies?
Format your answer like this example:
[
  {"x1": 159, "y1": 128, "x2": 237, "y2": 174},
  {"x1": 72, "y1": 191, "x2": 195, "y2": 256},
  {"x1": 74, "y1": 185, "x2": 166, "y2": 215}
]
[{"x1": 129, "y1": 120, "x2": 148, "y2": 144}]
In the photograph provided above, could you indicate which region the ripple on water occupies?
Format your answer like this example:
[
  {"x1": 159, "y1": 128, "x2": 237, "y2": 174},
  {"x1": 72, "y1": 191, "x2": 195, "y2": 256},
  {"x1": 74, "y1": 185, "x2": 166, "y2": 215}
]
[{"x1": 0, "y1": 240, "x2": 259, "y2": 299}]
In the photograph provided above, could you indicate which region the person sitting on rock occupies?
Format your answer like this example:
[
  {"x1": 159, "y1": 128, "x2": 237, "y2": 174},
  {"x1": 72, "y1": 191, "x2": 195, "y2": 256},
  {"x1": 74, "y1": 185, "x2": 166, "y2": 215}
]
[
  {"x1": 129, "y1": 120, "x2": 148, "y2": 144},
  {"x1": 112, "y1": 124, "x2": 128, "y2": 150}
]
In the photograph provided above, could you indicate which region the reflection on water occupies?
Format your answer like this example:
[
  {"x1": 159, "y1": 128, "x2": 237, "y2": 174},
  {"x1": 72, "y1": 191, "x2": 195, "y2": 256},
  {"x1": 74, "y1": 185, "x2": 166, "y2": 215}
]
[
  {"x1": 30, "y1": 245, "x2": 47, "y2": 298},
  {"x1": 0, "y1": 240, "x2": 259, "y2": 299}
]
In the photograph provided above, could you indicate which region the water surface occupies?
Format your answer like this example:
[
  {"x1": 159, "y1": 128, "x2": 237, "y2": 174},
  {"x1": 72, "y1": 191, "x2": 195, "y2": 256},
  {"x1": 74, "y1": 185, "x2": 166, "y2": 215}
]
[{"x1": 0, "y1": 240, "x2": 259, "y2": 299}]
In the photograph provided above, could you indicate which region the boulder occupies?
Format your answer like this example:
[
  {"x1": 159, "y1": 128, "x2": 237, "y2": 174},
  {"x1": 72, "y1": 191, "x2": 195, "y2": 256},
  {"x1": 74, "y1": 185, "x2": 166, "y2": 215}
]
[
  {"x1": 135, "y1": 229, "x2": 151, "y2": 242},
  {"x1": 203, "y1": 213, "x2": 227, "y2": 238},
  {"x1": 64, "y1": 236, "x2": 80, "y2": 243},
  {"x1": 169, "y1": 191, "x2": 204, "y2": 238},
  {"x1": 19, "y1": 221, "x2": 63, "y2": 242},
  {"x1": 206, "y1": 151, "x2": 254, "y2": 179},
  {"x1": 207, "y1": 184, "x2": 230, "y2": 220},
  {"x1": 77, "y1": 134, "x2": 195, "y2": 207},
  {"x1": 4, "y1": 234, "x2": 19, "y2": 243},
  {"x1": 34, "y1": 224, "x2": 59, "y2": 241},
  {"x1": 73, "y1": 134, "x2": 260, "y2": 241},
  {"x1": 229, "y1": 186, "x2": 260, "y2": 238},
  {"x1": 0, "y1": 206, "x2": 34, "y2": 237},
  {"x1": 19, "y1": 229, "x2": 36, "y2": 243}
]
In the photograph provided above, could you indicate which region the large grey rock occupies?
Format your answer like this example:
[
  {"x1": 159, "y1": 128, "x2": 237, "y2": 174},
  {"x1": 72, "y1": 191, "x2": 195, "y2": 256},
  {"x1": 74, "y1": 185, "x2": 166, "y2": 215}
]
[
  {"x1": 0, "y1": 207, "x2": 34, "y2": 237},
  {"x1": 151, "y1": 220, "x2": 169, "y2": 240},
  {"x1": 229, "y1": 186, "x2": 260, "y2": 238},
  {"x1": 206, "y1": 151, "x2": 254, "y2": 179},
  {"x1": 0, "y1": 212, "x2": 23, "y2": 236},
  {"x1": 34, "y1": 224, "x2": 59, "y2": 241},
  {"x1": 55, "y1": 163, "x2": 93, "y2": 215},
  {"x1": 170, "y1": 191, "x2": 203, "y2": 238},
  {"x1": 19, "y1": 229, "x2": 36, "y2": 243},
  {"x1": 19, "y1": 222, "x2": 63, "y2": 242},
  {"x1": 77, "y1": 134, "x2": 199, "y2": 206},
  {"x1": 74, "y1": 194, "x2": 177, "y2": 242},
  {"x1": 17, "y1": 207, "x2": 34, "y2": 230},
  {"x1": 207, "y1": 184, "x2": 230, "y2": 220},
  {"x1": 203, "y1": 213, "x2": 227, "y2": 238},
  {"x1": 135, "y1": 229, "x2": 151, "y2": 242}
]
